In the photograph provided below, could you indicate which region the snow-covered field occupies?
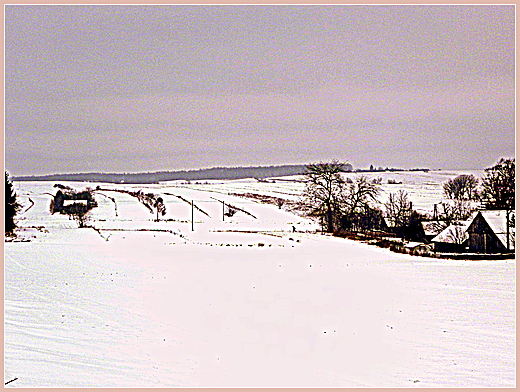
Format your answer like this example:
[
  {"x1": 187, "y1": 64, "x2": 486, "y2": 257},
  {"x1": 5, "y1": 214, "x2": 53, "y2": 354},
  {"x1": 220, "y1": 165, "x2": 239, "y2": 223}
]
[{"x1": 4, "y1": 171, "x2": 515, "y2": 387}]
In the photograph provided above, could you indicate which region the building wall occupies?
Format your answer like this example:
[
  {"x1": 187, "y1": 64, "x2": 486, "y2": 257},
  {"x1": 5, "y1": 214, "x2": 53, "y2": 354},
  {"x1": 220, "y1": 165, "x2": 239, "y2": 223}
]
[
  {"x1": 467, "y1": 214, "x2": 507, "y2": 253},
  {"x1": 433, "y1": 241, "x2": 466, "y2": 253}
]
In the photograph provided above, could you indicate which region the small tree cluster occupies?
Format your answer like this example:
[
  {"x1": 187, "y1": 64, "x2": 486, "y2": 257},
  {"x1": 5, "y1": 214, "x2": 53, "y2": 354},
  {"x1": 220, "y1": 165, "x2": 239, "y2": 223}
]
[
  {"x1": 67, "y1": 203, "x2": 91, "y2": 228},
  {"x1": 384, "y1": 190, "x2": 424, "y2": 240},
  {"x1": 52, "y1": 188, "x2": 98, "y2": 214},
  {"x1": 340, "y1": 205, "x2": 386, "y2": 233},
  {"x1": 53, "y1": 183, "x2": 73, "y2": 191},
  {"x1": 51, "y1": 187, "x2": 98, "y2": 228},
  {"x1": 340, "y1": 176, "x2": 381, "y2": 232},
  {"x1": 299, "y1": 161, "x2": 382, "y2": 233},
  {"x1": 480, "y1": 158, "x2": 515, "y2": 210},
  {"x1": 132, "y1": 191, "x2": 167, "y2": 221},
  {"x1": 443, "y1": 174, "x2": 479, "y2": 201},
  {"x1": 440, "y1": 158, "x2": 515, "y2": 222},
  {"x1": 385, "y1": 190, "x2": 413, "y2": 229}
]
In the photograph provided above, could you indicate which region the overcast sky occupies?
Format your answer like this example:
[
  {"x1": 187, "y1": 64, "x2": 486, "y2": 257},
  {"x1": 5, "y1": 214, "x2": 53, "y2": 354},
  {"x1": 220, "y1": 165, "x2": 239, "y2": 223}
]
[{"x1": 5, "y1": 5, "x2": 515, "y2": 176}]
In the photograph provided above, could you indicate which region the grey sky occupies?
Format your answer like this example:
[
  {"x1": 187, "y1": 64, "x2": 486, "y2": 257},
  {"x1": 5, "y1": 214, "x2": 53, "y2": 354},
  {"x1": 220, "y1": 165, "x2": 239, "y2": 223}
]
[{"x1": 5, "y1": 5, "x2": 515, "y2": 176}]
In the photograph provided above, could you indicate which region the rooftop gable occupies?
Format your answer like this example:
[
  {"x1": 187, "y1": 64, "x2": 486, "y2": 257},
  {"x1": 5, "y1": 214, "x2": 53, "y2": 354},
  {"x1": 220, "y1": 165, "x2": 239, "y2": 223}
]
[{"x1": 477, "y1": 210, "x2": 515, "y2": 250}]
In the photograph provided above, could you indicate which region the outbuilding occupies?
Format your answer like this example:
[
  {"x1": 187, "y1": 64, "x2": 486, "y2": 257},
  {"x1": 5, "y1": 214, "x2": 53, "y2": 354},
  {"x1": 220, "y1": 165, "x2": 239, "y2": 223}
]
[
  {"x1": 466, "y1": 210, "x2": 514, "y2": 253},
  {"x1": 431, "y1": 222, "x2": 470, "y2": 253}
]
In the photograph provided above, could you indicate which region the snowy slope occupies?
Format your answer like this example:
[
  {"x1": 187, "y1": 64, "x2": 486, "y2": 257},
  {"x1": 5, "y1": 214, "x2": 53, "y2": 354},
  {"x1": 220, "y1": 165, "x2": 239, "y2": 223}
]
[{"x1": 4, "y1": 173, "x2": 514, "y2": 387}]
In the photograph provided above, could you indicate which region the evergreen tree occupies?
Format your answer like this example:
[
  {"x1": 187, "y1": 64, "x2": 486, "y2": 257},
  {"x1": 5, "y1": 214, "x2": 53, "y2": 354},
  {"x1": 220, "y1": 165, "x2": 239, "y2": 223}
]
[{"x1": 5, "y1": 172, "x2": 20, "y2": 234}]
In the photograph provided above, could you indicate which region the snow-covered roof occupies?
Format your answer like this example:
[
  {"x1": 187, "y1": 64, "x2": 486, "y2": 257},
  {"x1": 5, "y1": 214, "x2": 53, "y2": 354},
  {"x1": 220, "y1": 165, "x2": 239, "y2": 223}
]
[
  {"x1": 382, "y1": 216, "x2": 394, "y2": 228},
  {"x1": 63, "y1": 199, "x2": 88, "y2": 206},
  {"x1": 404, "y1": 241, "x2": 428, "y2": 249},
  {"x1": 421, "y1": 221, "x2": 446, "y2": 236},
  {"x1": 477, "y1": 210, "x2": 515, "y2": 250},
  {"x1": 431, "y1": 220, "x2": 471, "y2": 244}
]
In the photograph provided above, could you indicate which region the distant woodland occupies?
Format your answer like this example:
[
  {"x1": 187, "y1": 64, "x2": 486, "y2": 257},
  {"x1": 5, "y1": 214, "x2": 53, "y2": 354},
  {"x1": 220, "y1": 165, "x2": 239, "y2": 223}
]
[
  {"x1": 11, "y1": 163, "x2": 433, "y2": 184},
  {"x1": 13, "y1": 164, "x2": 340, "y2": 184}
]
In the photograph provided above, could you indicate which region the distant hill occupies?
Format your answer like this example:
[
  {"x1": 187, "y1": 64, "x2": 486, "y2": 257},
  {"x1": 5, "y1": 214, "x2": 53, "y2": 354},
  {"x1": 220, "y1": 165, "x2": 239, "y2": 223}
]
[{"x1": 13, "y1": 163, "x2": 354, "y2": 184}]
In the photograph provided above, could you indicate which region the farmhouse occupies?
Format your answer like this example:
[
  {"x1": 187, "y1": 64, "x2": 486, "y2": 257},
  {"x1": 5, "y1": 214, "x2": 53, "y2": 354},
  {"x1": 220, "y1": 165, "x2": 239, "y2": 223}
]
[{"x1": 466, "y1": 210, "x2": 515, "y2": 253}]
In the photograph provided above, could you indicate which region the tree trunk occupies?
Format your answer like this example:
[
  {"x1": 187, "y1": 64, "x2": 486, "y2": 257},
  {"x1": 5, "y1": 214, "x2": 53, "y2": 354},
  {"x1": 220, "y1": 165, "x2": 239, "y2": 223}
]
[{"x1": 326, "y1": 205, "x2": 334, "y2": 233}]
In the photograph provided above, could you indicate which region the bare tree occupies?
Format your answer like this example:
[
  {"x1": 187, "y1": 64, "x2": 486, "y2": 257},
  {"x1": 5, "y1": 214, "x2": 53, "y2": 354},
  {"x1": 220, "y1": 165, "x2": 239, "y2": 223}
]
[
  {"x1": 154, "y1": 197, "x2": 166, "y2": 221},
  {"x1": 340, "y1": 176, "x2": 381, "y2": 231},
  {"x1": 384, "y1": 190, "x2": 426, "y2": 240},
  {"x1": 343, "y1": 176, "x2": 380, "y2": 216},
  {"x1": 299, "y1": 160, "x2": 348, "y2": 232},
  {"x1": 442, "y1": 174, "x2": 480, "y2": 222},
  {"x1": 67, "y1": 203, "x2": 91, "y2": 228},
  {"x1": 384, "y1": 190, "x2": 413, "y2": 229},
  {"x1": 275, "y1": 198, "x2": 285, "y2": 209},
  {"x1": 224, "y1": 205, "x2": 237, "y2": 217},
  {"x1": 443, "y1": 174, "x2": 479, "y2": 201},
  {"x1": 134, "y1": 191, "x2": 167, "y2": 221},
  {"x1": 446, "y1": 199, "x2": 473, "y2": 222},
  {"x1": 445, "y1": 225, "x2": 468, "y2": 245},
  {"x1": 480, "y1": 158, "x2": 515, "y2": 210}
]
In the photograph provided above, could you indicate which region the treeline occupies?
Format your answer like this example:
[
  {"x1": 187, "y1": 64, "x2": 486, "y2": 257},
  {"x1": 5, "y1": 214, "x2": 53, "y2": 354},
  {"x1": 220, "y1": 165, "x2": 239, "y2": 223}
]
[
  {"x1": 13, "y1": 163, "x2": 433, "y2": 184},
  {"x1": 13, "y1": 164, "x2": 349, "y2": 184}
]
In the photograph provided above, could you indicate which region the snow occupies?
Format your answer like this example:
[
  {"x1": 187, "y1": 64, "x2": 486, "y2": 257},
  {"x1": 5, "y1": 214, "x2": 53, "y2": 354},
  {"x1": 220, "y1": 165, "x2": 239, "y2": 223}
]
[{"x1": 4, "y1": 173, "x2": 515, "y2": 387}]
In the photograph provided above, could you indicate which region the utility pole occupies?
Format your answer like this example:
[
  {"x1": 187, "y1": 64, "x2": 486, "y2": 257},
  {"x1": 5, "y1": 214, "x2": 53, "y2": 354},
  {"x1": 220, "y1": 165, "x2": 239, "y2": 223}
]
[
  {"x1": 191, "y1": 200, "x2": 194, "y2": 231},
  {"x1": 506, "y1": 208, "x2": 510, "y2": 251}
]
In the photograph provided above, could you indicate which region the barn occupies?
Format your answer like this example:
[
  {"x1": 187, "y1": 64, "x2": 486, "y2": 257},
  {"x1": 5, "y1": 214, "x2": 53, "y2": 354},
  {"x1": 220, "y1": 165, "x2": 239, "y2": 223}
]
[{"x1": 466, "y1": 210, "x2": 515, "y2": 253}]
